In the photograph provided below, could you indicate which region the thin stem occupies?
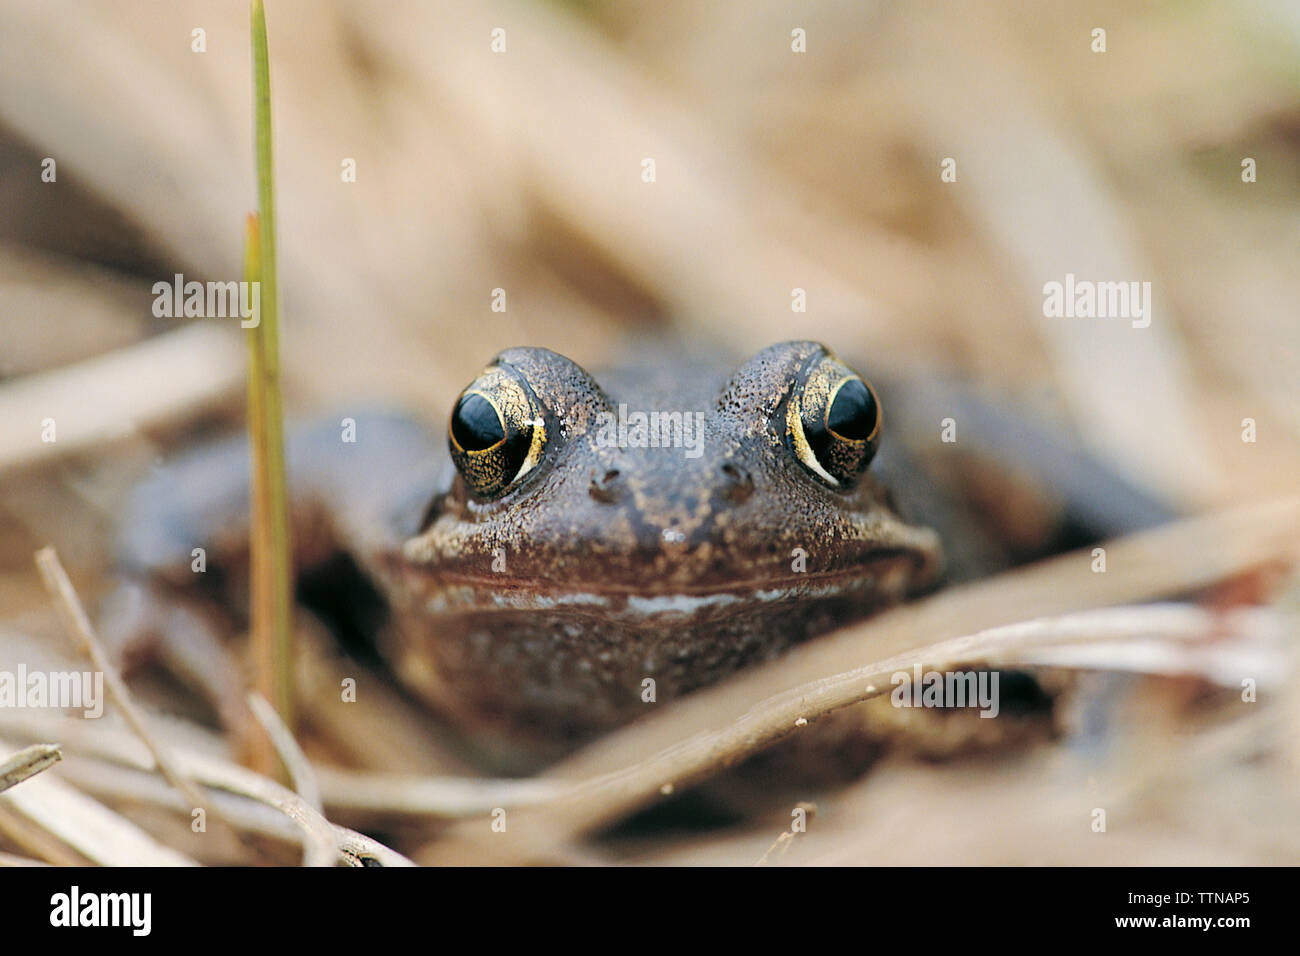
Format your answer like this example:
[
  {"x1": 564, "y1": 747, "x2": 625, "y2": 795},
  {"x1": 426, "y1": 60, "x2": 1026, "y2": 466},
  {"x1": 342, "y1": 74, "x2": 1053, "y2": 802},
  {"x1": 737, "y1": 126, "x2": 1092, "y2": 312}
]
[{"x1": 248, "y1": 0, "x2": 294, "y2": 740}]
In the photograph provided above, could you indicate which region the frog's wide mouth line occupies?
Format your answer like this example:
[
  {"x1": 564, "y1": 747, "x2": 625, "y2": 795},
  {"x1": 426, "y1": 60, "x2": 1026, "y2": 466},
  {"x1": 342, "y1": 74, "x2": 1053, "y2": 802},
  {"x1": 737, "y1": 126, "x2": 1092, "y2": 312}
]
[{"x1": 397, "y1": 550, "x2": 933, "y2": 615}]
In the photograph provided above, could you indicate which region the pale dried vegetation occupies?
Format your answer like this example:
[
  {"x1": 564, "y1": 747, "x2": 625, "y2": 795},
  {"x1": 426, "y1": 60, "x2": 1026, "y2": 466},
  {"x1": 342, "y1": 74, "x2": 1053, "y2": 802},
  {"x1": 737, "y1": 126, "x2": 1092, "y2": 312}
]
[{"x1": 0, "y1": 0, "x2": 1297, "y2": 865}]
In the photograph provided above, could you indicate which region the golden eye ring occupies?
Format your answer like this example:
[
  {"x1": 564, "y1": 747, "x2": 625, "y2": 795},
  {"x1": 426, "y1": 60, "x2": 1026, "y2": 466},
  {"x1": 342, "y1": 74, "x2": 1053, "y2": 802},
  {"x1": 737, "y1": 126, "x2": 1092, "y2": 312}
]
[
  {"x1": 786, "y1": 356, "x2": 881, "y2": 488},
  {"x1": 448, "y1": 365, "x2": 547, "y2": 498}
]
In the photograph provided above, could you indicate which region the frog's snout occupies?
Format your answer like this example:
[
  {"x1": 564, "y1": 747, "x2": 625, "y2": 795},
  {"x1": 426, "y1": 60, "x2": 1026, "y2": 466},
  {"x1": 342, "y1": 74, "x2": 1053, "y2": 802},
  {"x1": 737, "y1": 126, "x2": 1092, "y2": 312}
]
[{"x1": 587, "y1": 460, "x2": 755, "y2": 508}]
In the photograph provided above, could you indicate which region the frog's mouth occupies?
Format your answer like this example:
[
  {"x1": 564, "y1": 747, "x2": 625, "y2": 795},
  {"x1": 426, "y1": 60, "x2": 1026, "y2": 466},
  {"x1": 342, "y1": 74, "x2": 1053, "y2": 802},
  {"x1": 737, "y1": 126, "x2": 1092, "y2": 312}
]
[
  {"x1": 393, "y1": 546, "x2": 938, "y2": 625},
  {"x1": 399, "y1": 504, "x2": 942, "y2": 611}
]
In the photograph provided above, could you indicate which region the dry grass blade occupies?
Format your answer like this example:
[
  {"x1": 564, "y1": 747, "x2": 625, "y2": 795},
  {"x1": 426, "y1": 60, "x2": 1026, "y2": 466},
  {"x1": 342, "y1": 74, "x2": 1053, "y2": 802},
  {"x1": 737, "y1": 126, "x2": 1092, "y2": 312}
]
[
  {"x1": 248, "y1": 692, "x2": 320, "y2": 813},
  {"x1": 0, "y1": 711, "x2": 416, "y2": 866},
  {"x1": 755, "y1": 802, "x2": 815, "y2": 867},
  {"x1": 40, "y1": 749, "x2": 415, "y2": 865},
  {"x1": 0, "y1": 706, "x2": 560, "y2": 822},
  {"x1": 33, "y1": 547, "x2": 214, "y2": 822},
  {"x1": 0, "y1": 324, "x2": 244, "y2": 473},
  {"x1": 1003, "y1": 605, "x2": 1282, "y2": 681},
  {"x1": 245, "y1": 776, "x2": 338, "y2": 868},
  {"x1": 313, "y1": 768, "x2": 564, "y2": 819},
  {"x1": 52, "y1": 755, "x2": 312, "y2": 843},
  {"x1": 0, "y1": 737, "x2": 196, "y2": 866},
  {"x1": 0, "y1": 851, "x2": 50, "y2": 867},
  {"x1": 0, "y1": 743, "x2": 61, "y2": 794},
  {"x1": 0, "y1": 801, "x2": 84, "y2": 866}
]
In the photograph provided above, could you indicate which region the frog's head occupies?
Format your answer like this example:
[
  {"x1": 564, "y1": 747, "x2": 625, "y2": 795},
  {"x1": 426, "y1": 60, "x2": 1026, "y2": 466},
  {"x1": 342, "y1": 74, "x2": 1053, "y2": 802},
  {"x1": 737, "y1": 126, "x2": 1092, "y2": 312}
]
[
  {"x1": 392, "y1": 342, "x2": 942, "y2": 747},
  {"x1": 403, "y1": 341, "x2": 940, "y2": 622}
]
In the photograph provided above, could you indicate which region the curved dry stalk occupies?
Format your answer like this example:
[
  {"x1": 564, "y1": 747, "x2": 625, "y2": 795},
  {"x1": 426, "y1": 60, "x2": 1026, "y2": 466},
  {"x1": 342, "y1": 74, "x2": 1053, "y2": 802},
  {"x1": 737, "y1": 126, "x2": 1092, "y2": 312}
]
[
  {"x1": 248, "y1": 692, "x2": 321, "y2": 813},
  {"x1": 247, "y1": 778, "x2": 338, "y2": 868},
  {"x1": 0, "y1": 744, "x2": 61, "y2": 794},
  {"x1": 55, "y1": 755, "x2": 305, "y2": 843},
  {"x1": 23, "y1": 552, "x2": 393, "y2": 866},
  {"x1": 34, "y1": 547, "x2": 213, "y2": 821},
  {"x1": 333, "y1": 829, "x2": 417, "y2": 868},
  {"x1": 51, "y1": 753, "x2": 414, "y2": 866},
  {"x1": 0, "y1": 708, "x2": 563, "y2": 820},
  {"x1": 0, "y1": 712, "x2": 415, "y2": 867}
]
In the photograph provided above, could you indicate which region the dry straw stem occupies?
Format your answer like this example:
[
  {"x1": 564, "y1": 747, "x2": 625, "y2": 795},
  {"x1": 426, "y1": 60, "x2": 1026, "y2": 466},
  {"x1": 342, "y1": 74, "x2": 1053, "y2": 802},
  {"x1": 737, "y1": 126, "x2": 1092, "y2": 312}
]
[
  {"x1": 0, "y1": 737, "x2": 196, "y2": 866},
  {"x1": 34, "y1": 547, "x2": 213, "y2": 821},
  {"x1": 0, "y1": 743, "x2": 61, "y2": 794},
  {"x1": 0, "y1": 324, "x2": 244, "y2": 473},
  {"x1": 344, "y1": 2, "x2": 905, "y2": 353},
  {"x1": 51, "y1": 754, "x2": 315, "y2": 844},
  {"x1": 312, "y1": 767, "x2": 563, "y2": 819},
  {"x1": 0, "y1": 800, "x2": 85, "y2": 866},
  {"x1": 0, "y1": 712, "x2": 416, "y2": 866},
  {"x1": 248, "y1": 692, "x2": 320, "y2": 813},
  {"x1": 755, "y1": 802, "x2": 815, "y2": 867},
  {"x1": 29, "y1": 548, "x2": 261, "y2": 858},
  {"x1": 0, "y1": 851, "x2": 50, "y2": 867},
  {"x1": 754, "y1": 830, "x2": 797, "y2": 868},
  {"x1": 443, "y1": 497, "x2": 1299, "y2": 862},
  {"x1": 59, "y1": 754, "x2": 560, "y2": 825},
  {"x1": 0, "y1": 707, "x2": 557, "y2": 822},
  {"x1": 232, "y1": 763, "x2": 336, "y2": 868}
]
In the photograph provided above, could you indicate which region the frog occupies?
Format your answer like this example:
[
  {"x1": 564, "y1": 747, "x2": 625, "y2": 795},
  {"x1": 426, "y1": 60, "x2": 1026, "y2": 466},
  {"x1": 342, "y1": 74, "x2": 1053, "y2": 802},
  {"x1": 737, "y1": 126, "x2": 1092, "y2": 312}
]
[
  {"x1": 379, "y1": 340, "x2": 945, "y2": 759},
  {"x1": 111, "y1": 338, "x2": 1170, "y2": 773},
  {"x1": 112, "y1": 341, "x2": 945, "y2": 770}
]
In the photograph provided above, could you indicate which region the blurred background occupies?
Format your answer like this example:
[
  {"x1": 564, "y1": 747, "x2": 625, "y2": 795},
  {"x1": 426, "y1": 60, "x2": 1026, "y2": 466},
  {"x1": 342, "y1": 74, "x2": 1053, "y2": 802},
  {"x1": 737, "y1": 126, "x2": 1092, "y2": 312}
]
[{"x1": 0, "y1": 0, "x2": 1297, "y2": 864}]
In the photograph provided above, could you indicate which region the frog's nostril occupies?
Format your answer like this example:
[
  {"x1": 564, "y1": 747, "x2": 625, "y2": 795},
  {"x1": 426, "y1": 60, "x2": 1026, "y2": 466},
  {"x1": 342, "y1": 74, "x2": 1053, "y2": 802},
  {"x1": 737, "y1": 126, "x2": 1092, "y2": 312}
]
[
  {"x1": 589, "y1": 468, "x2": 622, "y2": 504},
  {"x1": 719, "y1": 462, "x2": 754, "y2": 503}
]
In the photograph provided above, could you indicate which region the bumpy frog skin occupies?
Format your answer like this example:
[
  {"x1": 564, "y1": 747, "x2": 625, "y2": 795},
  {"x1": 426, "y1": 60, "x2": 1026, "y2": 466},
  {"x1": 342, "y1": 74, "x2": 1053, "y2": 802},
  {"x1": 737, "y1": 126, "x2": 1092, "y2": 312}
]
[{"x1": 370, "y1": 341, "x2": 943, "y2": 758}]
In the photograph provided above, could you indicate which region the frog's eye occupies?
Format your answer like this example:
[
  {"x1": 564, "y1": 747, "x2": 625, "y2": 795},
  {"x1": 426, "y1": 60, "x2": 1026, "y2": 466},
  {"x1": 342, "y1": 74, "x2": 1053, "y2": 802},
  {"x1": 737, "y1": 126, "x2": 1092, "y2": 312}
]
[
  {"x1": 786, "y1": 356, "x2": 881, "y2": 488},
  {"x1": 448, "y1": 365, "x2": 547, "y2": 498}
]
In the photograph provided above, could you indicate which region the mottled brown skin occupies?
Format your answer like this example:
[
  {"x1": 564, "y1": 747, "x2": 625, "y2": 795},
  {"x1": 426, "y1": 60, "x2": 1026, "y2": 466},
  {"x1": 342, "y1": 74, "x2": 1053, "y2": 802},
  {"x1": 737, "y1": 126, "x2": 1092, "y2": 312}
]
[{"x1": 364, "y1": 342, "x2": 942, "y2": 766}]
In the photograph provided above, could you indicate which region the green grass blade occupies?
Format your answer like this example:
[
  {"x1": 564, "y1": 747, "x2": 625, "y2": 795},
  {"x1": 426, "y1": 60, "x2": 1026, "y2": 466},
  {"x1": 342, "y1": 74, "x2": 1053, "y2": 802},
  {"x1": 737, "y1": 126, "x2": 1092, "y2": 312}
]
[{"x1": 247, "y1": 0, "x2": 294, "y2": 745}]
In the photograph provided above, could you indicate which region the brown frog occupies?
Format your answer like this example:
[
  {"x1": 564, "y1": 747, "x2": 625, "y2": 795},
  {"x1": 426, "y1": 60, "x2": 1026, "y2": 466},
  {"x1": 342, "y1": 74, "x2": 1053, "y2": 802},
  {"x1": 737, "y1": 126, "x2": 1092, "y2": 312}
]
[
  {"x1": 115, "y1": 341, "x2": 943, "y2": 770},
  {"x1": 381, "y1": 341, "x2": 942, "y2": 758}
]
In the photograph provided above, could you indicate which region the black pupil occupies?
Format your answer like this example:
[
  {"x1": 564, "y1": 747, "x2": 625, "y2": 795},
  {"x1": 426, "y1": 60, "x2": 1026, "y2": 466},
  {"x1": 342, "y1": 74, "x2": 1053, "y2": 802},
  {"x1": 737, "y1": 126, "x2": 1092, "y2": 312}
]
[
  {"x1": 826, "y1": 379, "x2": 876, "y2": 440},
  {"x1": 452, "y1": 394, "x2": 505, "y2": 451}
]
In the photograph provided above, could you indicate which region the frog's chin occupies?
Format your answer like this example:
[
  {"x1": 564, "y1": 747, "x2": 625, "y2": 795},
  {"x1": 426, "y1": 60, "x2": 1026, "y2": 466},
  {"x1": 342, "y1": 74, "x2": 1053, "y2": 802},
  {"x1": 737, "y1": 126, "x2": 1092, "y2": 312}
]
[{"x1": 383, "y1": 550, "x2": 938, "y2": 751}]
